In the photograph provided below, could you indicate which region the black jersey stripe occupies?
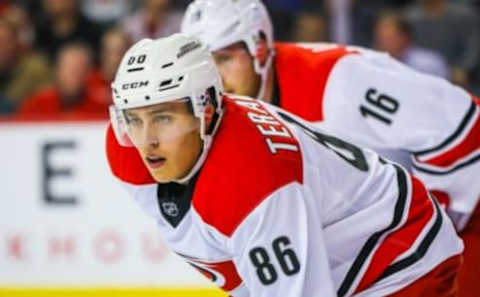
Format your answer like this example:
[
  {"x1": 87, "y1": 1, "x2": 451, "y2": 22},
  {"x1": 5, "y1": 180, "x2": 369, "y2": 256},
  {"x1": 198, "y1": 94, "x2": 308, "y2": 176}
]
[
  {"x1": 376, "y1": 194, "x2": 443, "y2": 282},
  {"x1": 413, "y1": 101, "x2": 477, "y2": 157},
  {"x1": 337, "y1": 164, "x2": 409, "y2": 297}
]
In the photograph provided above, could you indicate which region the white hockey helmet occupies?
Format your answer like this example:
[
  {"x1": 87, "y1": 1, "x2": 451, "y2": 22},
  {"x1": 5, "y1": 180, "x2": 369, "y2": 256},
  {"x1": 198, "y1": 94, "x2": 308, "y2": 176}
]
[
  {"x1": 109, "y1": 34, "x2": 224, "y2": 183},
  {"x1": 181, "y1": 0, "x2": 274, "y2": 100}
]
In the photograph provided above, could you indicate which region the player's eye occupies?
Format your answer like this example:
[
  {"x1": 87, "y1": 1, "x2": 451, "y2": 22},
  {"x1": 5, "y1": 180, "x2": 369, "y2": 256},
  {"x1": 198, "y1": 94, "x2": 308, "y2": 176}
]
[
  {"x1": 214, "y1": 54, "x2": 232, "y2": 64},
  {"x1": 153, "y1": 114, "x2": 172, "y2": 124},
  {"x1": 126, "y1": 117, "x2": 142, "y2": 126}
]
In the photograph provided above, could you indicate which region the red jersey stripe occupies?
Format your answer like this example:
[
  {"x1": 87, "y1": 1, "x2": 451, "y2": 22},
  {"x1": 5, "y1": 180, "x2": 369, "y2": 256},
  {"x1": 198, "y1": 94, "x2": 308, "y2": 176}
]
[{"x1": 419, "y1": 103, "x2": 480, "y2": 168}]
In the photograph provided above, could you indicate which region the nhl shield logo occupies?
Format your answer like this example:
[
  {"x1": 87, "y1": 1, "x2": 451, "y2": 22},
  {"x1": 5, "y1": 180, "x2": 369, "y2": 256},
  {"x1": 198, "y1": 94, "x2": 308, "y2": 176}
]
[{"x1": 162, "y1": 202, "x2": 179, "y2": 217}]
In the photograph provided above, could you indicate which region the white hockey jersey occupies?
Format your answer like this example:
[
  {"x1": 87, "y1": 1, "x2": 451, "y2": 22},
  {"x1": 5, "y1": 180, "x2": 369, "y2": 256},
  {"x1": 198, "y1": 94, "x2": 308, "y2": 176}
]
[
  {"x1": 273, "y1": 42, "x2": 480, "y2": 231},
  {"x1": 106, "y1": 95, "x2": 463, "y2": 297}
]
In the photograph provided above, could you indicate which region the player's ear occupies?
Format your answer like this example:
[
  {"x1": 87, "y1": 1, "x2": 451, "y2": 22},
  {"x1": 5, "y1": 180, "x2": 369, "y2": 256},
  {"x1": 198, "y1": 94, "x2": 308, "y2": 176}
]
[
  {"x1": 256, "y1": 37, "x2": 269, "y2": 68},
  {"x1": 204, "y1": 103, "x2": 215, "y2": 129}
]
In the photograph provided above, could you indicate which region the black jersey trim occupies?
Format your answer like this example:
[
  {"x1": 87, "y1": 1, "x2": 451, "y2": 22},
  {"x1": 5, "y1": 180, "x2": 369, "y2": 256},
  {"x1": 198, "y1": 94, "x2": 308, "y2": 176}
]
[
  {"x1": 157, "y1": 174, "x2": 199, "y2": 228},
  {"x1": 337, "y1": 164, "x2": 409, "y2": 297},
  {"x1": 376, "y1": 194, "x2": 442, "y2": 282},
  {"x1": 413, "y1": 101, "x2": 477, "y2": 156}
]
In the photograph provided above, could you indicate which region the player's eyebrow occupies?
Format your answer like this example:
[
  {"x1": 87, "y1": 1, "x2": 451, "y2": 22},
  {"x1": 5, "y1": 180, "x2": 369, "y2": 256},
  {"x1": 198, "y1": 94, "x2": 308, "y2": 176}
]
[
  {"x1": 123, "y1": 107, "x2": 172, "y2": 120},
  {"x1": 147, "y1": 105, "x2": 175, "y2": 115},
  {"x1": 124, "y1": 110, "x2": 138, "y2": 118},
  {"x1": 215, "y1": 41, "x2": 247, "y2": 53}
]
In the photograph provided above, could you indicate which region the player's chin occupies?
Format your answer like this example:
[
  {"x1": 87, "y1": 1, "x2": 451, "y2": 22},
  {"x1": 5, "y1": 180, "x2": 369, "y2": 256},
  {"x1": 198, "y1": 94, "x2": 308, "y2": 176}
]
[
  {"x1": 149, "y1": 162, "x2": 192, "y2": 183},
  {"x1": 149, "y1": 167, "x2": 175, "y2": 184},
  {"x1": 151, "y1": 173, "x2": 174, "y2": 184}
]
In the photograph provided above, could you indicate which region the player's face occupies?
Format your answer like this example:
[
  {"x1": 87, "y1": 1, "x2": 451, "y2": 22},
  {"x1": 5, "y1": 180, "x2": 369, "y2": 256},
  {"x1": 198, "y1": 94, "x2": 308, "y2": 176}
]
[
  {"x1": 213, "y1": 43, "x2": 261, "y2": 98},
  {"x1": 123, "y1": 100, "x2": 203, "y2": 183}
]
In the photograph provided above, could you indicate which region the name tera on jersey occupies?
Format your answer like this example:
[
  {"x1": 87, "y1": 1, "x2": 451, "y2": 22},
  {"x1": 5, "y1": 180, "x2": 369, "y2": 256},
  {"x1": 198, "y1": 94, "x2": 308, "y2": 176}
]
[{"x1": 234, "y1": 98, "x2": 300, "y2": 154}]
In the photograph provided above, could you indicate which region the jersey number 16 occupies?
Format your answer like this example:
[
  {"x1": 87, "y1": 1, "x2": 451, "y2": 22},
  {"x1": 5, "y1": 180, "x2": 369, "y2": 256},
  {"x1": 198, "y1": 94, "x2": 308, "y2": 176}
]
[{"x1": 359, "y1": 88, "x2": 399, "y2": 125}]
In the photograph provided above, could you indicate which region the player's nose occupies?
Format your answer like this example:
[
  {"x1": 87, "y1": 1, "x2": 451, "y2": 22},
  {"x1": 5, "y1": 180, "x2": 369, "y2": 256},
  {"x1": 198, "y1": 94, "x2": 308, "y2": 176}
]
[{"x1": 141, "y1": 125, "x2": 160, "y2": 149}]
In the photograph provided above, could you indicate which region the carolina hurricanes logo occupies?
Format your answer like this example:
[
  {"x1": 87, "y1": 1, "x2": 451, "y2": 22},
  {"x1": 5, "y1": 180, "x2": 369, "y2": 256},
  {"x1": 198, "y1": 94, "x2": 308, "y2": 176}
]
[
  {"x1": 189, "y1": 262, "x2": 224, "y2": 286},
  {"x1": 178, "y1": 253, "x2": 243, "y2": 292}
]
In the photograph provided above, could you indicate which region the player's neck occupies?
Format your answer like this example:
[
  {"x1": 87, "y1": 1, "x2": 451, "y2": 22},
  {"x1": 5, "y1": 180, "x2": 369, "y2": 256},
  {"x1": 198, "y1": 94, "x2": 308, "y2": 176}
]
[{"x1": 263, "y1": 65, "x2": 275, "y2": 104}]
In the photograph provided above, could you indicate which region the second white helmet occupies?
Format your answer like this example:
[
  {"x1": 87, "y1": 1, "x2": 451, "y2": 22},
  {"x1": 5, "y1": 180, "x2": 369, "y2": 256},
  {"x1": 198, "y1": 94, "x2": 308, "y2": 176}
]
[{"x1": 181, "y1": 0, "x2": 274, "y2": 99}]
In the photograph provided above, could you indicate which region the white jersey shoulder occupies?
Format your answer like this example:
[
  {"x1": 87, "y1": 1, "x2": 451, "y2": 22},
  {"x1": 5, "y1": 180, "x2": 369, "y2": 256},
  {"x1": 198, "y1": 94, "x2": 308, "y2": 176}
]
[{"x1": 304, "y1": 43, "x2": 480, "y2": 229}]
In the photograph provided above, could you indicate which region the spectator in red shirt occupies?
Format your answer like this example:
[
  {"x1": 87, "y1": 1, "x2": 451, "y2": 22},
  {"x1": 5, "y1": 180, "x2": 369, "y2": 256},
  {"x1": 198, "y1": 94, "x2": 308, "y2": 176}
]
[
  {"x1": 0, "y1": 13, "x2": 51, "y2": 112},
  {"x1": 19, "y1": 42, "x2": 109, "y2": 118}
]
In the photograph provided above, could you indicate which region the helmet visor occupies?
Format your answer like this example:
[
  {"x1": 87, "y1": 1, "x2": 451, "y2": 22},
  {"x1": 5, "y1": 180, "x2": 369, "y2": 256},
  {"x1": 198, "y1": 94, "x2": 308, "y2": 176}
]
[{"x1": 109, "y1": 98, "x2": 201, "y2": 148}]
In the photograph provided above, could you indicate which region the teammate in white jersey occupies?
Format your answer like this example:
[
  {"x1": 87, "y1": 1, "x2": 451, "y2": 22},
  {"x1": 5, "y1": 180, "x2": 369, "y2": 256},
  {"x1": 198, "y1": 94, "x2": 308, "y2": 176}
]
[
  {"x1": 106, "y1": 34, "x2": 463, "y2": 297},
  {"x1": 180, "y1": 1, "x2": 480, "y2": 295}
]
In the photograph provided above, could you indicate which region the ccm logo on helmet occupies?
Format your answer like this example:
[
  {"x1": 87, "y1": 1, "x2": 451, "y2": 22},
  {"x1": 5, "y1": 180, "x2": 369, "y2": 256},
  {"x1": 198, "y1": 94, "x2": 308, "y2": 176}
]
[{"x1": 122, "y1": 81, "x2": 149, "y2": 90}]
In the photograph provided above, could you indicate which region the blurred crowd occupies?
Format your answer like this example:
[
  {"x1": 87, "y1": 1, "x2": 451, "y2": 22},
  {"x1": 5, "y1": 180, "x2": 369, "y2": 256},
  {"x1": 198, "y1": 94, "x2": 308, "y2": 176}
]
[{"x1": 0, "y1": 0, "x2": 479, "y2": 118}]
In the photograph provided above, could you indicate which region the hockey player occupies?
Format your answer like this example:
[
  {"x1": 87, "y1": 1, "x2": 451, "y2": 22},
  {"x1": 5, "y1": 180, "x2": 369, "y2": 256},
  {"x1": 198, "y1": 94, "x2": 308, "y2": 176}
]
[
  {"x1": 180, "y1": 1, "x2": 480, "y2": 295},
  {"x1": 106, "y1": 34, "x2": 463, "y2": 297}
]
